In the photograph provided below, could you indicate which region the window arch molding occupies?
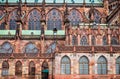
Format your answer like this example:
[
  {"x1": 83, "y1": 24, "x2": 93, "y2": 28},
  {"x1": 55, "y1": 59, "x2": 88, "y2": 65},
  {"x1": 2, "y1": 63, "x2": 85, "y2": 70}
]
[
  {"x1": 111, "y1": 36, "x2": 119, "y2": 45},
  {"x1": 23, "y1": 42, "x2": 39, "y2": 53},
  {"x1": 46, "y1": 42, "x2": 56, "y2": 53},
  {"x1": 68, "y1": 9, "x2": 83, "y2": 26},
  {"x1": 97, "y1": 56, "x2": 107, "y2": 74},
  {"x1": 27, "y1": 8, "x2": 41, "y2": 30},
  {"x1": 88, "y1": 8, "x2": 102, "y2": 24},
  {"x1": 79, "y1": 56, "x2": 89, "y2": 74},
  {"x1": 46, "y1": 8, "x2": 62, "y2": 30},
  {"x1": 0, "y1": 41, "x2": 13, "y2": 53},
  {"x1": 80, "y1": 35, "x2": 88, "y2": 46},
  {"x1": 8, "y1": 9, "x2": 18, "y2": 30},
  {"x1": 61, "y1": 55, "x2": 71, "y2": 74},
  {"x1": 2, "y1": 61, "x2": 9, "y2": 76}
]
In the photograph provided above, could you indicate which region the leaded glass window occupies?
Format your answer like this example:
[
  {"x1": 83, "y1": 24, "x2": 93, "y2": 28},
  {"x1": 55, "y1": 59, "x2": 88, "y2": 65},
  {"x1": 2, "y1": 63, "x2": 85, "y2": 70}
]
[
  {"x1": 9, "y1": 10, "x2": 17, "y2": 30},
  {"x1": 72, "y1": 35, "x2": 77, "y2": 45},
  {"x1": 79, "y1": 56, "x2": 89, "y2": 74},
  {"x1": 94, "y1": 12, "x2": 101, "y2": 23},
  {"x1": 2, "y1": 61, "x2": 9, "y2": 76},
  {"x1": 0, "y1": 42, "x2": 13, "y2": 53},
  {"x1": 68, "y1": 9, "x2": 81, "y2": 26},
  {"x1": 97, "y1": 56, "x2": 107, "y2": 74},
  {"x1": 111, "y1": 36, "x2": 119, "y2": 45},
  {"x1": 91, "y1": 35, "x2": 96, "y2": 45},
  {"x1": 103, "y1": 36, "x2": 107, "y2": 45},
  {"x1": 47, "y1": 9, "x2": 62, "y2": 30},
  {"x1": 0, "y1": 22, "x2": 5, "y2": 30},
  {"x1": 61, "y1": 56, "x2": 71, "y2": 74},
  {"x1": 46, "y1": 42, "x2": 56, "y2": 53},
  {"x1": 25, "y1": 43, "x2": 39, "y2": 53},
  {"x1": 28, "y1": 9, "x2": 41, "y2": 30},
  {"x1": 80, "y1": 36, "x2": 88, "y2": 46},
  {"x1": 116, "y1": 57, "x2": 120, "y2": 74}
]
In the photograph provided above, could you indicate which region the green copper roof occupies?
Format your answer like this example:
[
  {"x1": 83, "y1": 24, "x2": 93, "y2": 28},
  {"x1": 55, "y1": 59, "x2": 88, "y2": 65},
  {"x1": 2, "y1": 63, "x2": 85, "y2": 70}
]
[
  {"x1": 0, "y1": 0, "x2": 103, "y2": 4},
  {"x1": 0, "y1": 30, "x2": 65, "y2": 36},
  {"x1": 45, "y1": 30, "x2": 65, "y2": 35}
]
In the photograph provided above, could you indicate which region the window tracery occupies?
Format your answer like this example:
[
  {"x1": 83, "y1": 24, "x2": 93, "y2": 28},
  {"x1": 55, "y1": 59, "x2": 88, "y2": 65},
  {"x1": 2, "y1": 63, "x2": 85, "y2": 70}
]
[
  {"x1": 24, "y1": 43, "x2": 39, "y2": 53},
  {"x1": 0, "y1": 42, "x2": 13, "y2": 53},
  {"x1": 9, "y1": 10, "x2": 17, "y2": 30},
  {"x1": 47, "y1": 9, "x2": 62, "y2": 30},
  {"x1": 68, "y1": 9, "x2": 81, "y2": 26},
  {"x1": 79, "y1": 56, "x2": 89, "y2": 74},
  {"x1": 28, "y1": 9, "x2": 41, "y2": 30},
  {"x1": 61, "y1": 56, "x2": 71, "y2": 74},
  {"x1": 97, "y1": 56, "x2": 107, "y2": 74}
]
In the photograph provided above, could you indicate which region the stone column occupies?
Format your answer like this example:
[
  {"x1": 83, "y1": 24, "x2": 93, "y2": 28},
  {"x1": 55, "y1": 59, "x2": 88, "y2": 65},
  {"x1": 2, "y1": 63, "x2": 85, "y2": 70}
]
[
  {"x1": 9, "y1": 60, "x2": 15, "y2": 76},
  {"x1": 22, "y1": 59, "x2": 28, "y2": 77}
]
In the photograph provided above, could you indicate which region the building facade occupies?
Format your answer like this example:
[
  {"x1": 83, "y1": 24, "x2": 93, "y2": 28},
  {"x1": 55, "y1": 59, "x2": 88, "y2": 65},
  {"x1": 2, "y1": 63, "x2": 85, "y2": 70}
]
[{"x1": 0, "y1": 0, "x2": 120, "y2": 79}]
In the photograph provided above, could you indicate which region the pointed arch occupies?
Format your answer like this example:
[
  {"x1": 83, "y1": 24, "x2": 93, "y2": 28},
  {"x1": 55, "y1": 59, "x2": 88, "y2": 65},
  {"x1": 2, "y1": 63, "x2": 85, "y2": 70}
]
[
  {"x1": 116, "y1": 56, "x2": 120, "y2": 74},
  {"x1": 28, "y1": 9, "x2": 41, "y2": 30},
  {"x1": 42, "y1": 61, "x2": 49, "y2": 79},
  {"x1": 103, "y1": 36, "x2": 107, "y2": 45},
  {"x1": 61, "y1": 56, "x2": 71, "y2": 74},
  {"x1": 68, "y1": 9, "x2": 82, "y2": 26},
  {"x1": 80, "y1": 36, "x2": 88, "y2": 46},
  {"x1": 91, "y1": 35, "x2": 96, "y2": 45},
  {"x1": 47, "y1": 9, "x2": 62, "y2": 30},
  {"x1": 0, "y1": 42, "x2": 13, "y2": 53},
  {"x1": 29, "y1": 61, "x2": 35, "y2": 75},
  {"x1": 9, "y1": 9, "x2": 17, "y2": 30},
  {"x1": 2, "y1": 61, "x2": 9, "y2": 76},
  {"x1": 72, "y1": 35, "x2": 77, "y2": 45},
  {"x1": 79, "y1": 56, "x2": 89, "y2": 74},
  {"x1": 46, "y1": 42, "x2": 56, "y2": 53},
  {"x1": 24, "y1": 42, "x2": 39, "y2": 53},
  {"x1": 111, "y1": 36, "x2": 119, "y2": 45},
  {"x1": 97, "y1": 56, "x2": 107, "y2": 74},
  {"x1": 88, "y1": 8, "x2": 101, "y2": 24},
  {"x1": 15, "y1": 61, "x2": 22, "y2": 76}
]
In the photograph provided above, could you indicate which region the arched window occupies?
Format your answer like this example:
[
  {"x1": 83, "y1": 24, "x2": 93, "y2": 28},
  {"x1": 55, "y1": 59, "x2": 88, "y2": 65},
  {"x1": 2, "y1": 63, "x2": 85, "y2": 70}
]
[
  {"x1": 111, "y1": 36, "x2": 119, "y2": 45},
  {"x1": 0, "y1": 42, "x2": 13, "y2": 53},
  {"x1": 91, "y1": 35, "x2": 96, "y2": 45},
  {"x1": 80, "y1": 36, "x2": 88, "y2": 46},
  {"x1": 88, "y1": 9, "x2": 101, "y2": 24},
  {"x1": 46, "y1": 42, "x2": 56, "y2": 53},
  {"x1": 24, "y1": 43, "x2": 39, "y2": 53},
  {"x1": 47, "y1": 9, "x2": 62, "y2": 30},
  {"x1": 9, "y1": 10, "x2": 17, "y2": 30},
  {"x1": 28, "y1": 9, "x2": 41, "y2": 30},
  {"x1": 68, "y1": 9, "x2": 81, "y2": 26},
  {"x1": 79, "y1": 56, "x2": 89, "y2": 74},
  {"x1": 72, "y1": 35, "x2": 77, "y2": 45},
  {"x1": 29, "y1": 61, "x2": 35, "y2": 75},
  {"x1": 103, "y1": 36, "x2": 107, "y2": 45},
  {"x1": 2, "y1": 61, "x2": 9, "y2": 76},
  {"x1": 42, "y1": 61, "x2": 49, "y2": 79},
  {"x1": 61, "y1": 56, "x2": 71, "y2": 74},
  {"x1": 15, "y1": 61, "x2": 22, "y2": 76},
  {"x1": 97, "y1": 56, "x2": 107, "y2": 74},
  {"x1": 116, "y1": 57, "x2": 120, "y2": 74},
  {"x1": 0, "y1": 22, "x2": 5, "y2": 30}
]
